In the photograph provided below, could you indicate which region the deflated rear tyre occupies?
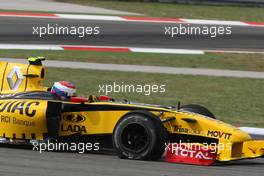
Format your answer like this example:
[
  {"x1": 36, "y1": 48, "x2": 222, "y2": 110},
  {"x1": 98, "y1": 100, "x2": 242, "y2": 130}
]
[{"x1": 113, "y1": 112, "x2": 167, "y2": 160}]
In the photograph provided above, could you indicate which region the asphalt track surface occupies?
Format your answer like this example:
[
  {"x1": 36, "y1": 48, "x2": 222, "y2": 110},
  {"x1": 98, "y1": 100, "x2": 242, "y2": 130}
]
[
  {"x1": 0, "y1": 0, "x2": 138, "y2": 15},
  {"x1": 0, "y1": 17, "x2": 264, "y2": 52},
  {"x1": 0, "y1": 146, "x2": 263, "y2": 176}
]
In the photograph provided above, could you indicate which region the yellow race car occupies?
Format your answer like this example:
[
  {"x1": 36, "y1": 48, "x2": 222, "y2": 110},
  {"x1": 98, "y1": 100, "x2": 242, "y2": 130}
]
[{"x1": 0, "y1": 57, "x2": 263, "y2": 165}]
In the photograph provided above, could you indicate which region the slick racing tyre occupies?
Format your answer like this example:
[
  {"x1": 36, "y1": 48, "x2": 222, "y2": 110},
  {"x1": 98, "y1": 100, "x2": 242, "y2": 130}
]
[
  {"x1": 113, "y1": 111, "x2": 167, "y2": 161},
  {"x1": 180, "y1": 104, "x2": 216, "y2": 119}
]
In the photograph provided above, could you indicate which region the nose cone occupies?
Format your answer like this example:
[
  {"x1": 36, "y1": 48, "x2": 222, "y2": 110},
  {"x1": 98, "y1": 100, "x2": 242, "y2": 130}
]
[
  {"x1": 227, "y1": 127, "x2": 252, "y2": 142},
  {"x1": 204, "y1": 118, "x2": 252, "y2": 142}
]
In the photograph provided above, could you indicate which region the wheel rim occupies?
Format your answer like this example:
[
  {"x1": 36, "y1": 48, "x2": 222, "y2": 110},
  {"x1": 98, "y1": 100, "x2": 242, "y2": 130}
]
[{"x1": 120, "y1": 123, "x2": 150, "y2": 153}]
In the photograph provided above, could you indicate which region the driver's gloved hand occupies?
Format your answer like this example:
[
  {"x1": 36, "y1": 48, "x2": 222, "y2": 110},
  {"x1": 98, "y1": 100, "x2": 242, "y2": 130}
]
[{"x1": 88, "y1": 95, "x2": 98, "y2": 102}]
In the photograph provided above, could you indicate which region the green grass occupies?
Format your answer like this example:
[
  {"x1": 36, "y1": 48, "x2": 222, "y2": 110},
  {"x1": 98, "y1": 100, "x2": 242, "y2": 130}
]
[
  {"x1": 57, "y1": 0, "x2": 264, "y2": 22},
  {"x1": 1, "y1": 50, "x2": 264, "y2": 72},
  {"x1": 45, "y1": 68, "x2": 264, "y2": 127}
]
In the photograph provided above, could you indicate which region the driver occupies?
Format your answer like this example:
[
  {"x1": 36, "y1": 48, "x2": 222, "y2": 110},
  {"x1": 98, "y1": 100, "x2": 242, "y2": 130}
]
[
  {"x1": 51, "y1": 81, "x2": 77, "y2": 101},
  {"x1": 51, "y1": 81, "x2": 112, "y2": 102}
]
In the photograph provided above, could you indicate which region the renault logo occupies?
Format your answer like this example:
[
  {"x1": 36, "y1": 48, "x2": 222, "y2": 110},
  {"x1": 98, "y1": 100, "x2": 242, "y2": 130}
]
[{"x1": 7, "y1": 66, "x2": 24, "y2": 91}]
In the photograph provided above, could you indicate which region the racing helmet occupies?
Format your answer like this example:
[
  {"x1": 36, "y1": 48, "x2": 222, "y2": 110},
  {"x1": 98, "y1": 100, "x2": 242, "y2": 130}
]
[{"x1": 51, "y1": 81, "x2": 76, "y2": 100}]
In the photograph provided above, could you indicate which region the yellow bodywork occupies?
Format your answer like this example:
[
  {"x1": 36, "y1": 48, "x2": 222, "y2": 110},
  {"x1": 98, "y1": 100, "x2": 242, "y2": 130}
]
[
  {"x1": 0, "y1": 99, "x2": 48, "y2": 140},
  {"x1": 0, "y1": 61, "x2": 47, "y2": 94},
  {"x1": 0, "y1": 59, "x2": 263, "y2": 162},
  {"x1": 58, "y1": 103, "x2": 264, "y2": 161}
]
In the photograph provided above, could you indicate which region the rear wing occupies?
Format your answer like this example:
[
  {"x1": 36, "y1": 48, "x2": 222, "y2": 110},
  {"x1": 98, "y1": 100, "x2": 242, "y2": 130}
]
[{"x1": 0, "y1": 57, "x2": 48, "y2": 95}]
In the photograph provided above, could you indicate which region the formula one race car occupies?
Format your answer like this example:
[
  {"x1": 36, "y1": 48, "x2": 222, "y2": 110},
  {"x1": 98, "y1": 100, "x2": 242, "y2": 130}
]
[{"x1": 0, "y1": 57, "x2": 263, "y2": 165}]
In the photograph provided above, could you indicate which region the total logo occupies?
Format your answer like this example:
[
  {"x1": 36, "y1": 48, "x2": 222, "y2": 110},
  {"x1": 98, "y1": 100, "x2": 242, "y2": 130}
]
[{"x1": 172, "y1": 148, "x2": 214, "y2": 160}]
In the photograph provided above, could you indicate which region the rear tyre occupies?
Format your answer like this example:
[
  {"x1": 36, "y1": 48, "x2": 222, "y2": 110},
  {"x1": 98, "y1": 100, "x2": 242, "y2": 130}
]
[
  {"x1": 113, "y1": 112, "x2": 167, "y2": 160},
  {"x1": 180, "y1": 104, "x2": 216, "y2": 119}
]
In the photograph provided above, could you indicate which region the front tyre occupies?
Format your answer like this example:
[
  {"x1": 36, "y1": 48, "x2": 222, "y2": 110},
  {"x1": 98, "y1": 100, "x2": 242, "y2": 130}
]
[{"x1": 113, "y1": 112, "x2": 167, "y2": 160}]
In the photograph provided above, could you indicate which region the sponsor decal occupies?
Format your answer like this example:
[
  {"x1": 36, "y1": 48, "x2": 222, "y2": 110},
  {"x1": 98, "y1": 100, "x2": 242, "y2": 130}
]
[
  {"x1": 173, "y1": 148, "x2": 214, "y2": 160},
  {"x1": 173, "y1": 125, "x2": 201, "y2": 135},
  {"x1": 7, "y1": 66, "x2": 24, "y2": 91},
  {"x1": 207, "y1": 130, "x2": 232, "y2": 139},
  {"x1": 0, "y1": 115, "x2": 35, "y2": 127},
  {"x1": 60, "y1": 124, "x2": 87, "y2": 134},
  {"x1": 165, "y1": 143, "x2": 217, "y2": 165},
  {"x1": 0, "y1": 101, "x2": 40, "y2": 117},
  {"x1": 62, "y1": 113, "x2": 86, "y2": 123},
  {"x1": 12, "y1": 117, "x2": 35, "y2": 126},
  {"x1": 0, "y1": 115, "x2": 10, "y2": 123}
]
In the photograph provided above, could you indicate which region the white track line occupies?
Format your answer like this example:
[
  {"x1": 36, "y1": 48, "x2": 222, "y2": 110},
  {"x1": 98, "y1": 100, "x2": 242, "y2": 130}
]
[
  {"x1": 57, "y1": 14, "x2": 125, "y2": 21},
  {"x1": 129, "y1": 48, "x2": 205, "y2": 54},
  {"x1": 0, "y1": 12, "x2": 264, "y2": 27},
  {"x1": 239, "y1": 127, "x2": 264, "y2": 136},
  {"x1": 0, "y1": 44, "x2": 63, "y2": 50},
  {"x1": 1, "y1": 44, "x2": 264, "y2": 55},
  {"x1": 182, "y1": 19, "x2": 247, "y2": 26}
]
